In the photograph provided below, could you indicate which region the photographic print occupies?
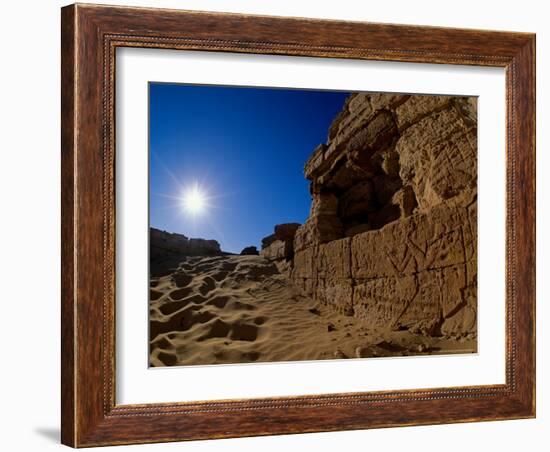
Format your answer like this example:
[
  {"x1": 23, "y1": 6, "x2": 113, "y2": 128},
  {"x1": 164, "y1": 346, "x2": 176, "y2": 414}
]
[
  {"x1": 61, "y1": 6, "x2": 536, "y2": 444},
  {"x1": 148, "y1": 83, "x2": 478, "y2": 367}
]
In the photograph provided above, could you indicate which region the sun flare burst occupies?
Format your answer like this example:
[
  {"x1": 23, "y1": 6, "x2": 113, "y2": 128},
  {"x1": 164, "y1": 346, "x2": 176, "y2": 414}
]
[{"x1": 181, "y1": 184, "x2": 208, "y2": 216}]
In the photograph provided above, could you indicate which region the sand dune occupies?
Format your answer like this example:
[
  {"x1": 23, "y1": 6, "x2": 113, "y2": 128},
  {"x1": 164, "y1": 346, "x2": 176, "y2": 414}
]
[{"x1": 149, "y1": 255, "x2": 475, "y2": 367}]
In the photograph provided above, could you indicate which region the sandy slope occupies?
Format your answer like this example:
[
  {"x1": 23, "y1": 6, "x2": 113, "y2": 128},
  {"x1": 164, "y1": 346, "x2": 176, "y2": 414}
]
[{"x1": 149, "y1": 255, "x2": 475, "y2": 367}]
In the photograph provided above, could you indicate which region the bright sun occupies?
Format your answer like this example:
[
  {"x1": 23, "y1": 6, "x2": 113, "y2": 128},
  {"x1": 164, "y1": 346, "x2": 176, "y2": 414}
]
[{"x1": 182, "y1": 186, "x2": 207, "y2": 215}]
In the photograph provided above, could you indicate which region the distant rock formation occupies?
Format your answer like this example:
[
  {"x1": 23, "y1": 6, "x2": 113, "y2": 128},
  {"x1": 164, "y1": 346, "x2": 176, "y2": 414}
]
[
  {"x1": 150, "y1": 228, "x2": 221, "y2": 276},
  {"x1": 240, "y1": 246, "x2": 259, "y2": 255},
  {"x1": 287, "y1": 93, "x2": 477, "y2": 338}
]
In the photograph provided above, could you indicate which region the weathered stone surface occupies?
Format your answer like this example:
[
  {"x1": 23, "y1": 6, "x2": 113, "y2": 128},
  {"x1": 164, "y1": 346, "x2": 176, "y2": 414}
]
[
  {"x1": 368, "y1": 93, "x2": 409, "y2": 111},
  {"x1": 351, "y1": 202, "x2": 474, "y2": 280},
  {"x1": 392, "y1": 185, "x2": 417, "y2": 218},
  {"x1": 322, "y1": 159, "x2": 368, "y2": 192},
  {"x1": 310, "y1": 192, "x2": 339, "y2": 215},
  {"x1": 261, "y1": 234, "x2": 276, "y2": 250},
  {"x1": 304, "y1": 144, "x2": 327, "y2": 179},
  {"x1": 347, "y1": 110, "x2": 397, "y2": 158},
  {"x1": 353, "y1": 275, "x2": 419, "y2": 329},
  {"x1": 292, "y1": 247, "x2": 317, "y2": 280},
  {"x1": 372, "y1": 146, "x2": 400, "y2": 178},
  {"x1": 397, "y1": 107, "x2": 477, "y2": 211},
  {"x1": 440, "y1": 260, "x2": 477, "y2": 336},
  {"x1": 347, "y1": 93, "x2": 372, "y2": 114},
  {"x1": 395, "y1": 95, "x2": 452, "y2": 131},
  {"x1": 294, "y1": 193, "x2": 342, "y2": 252},
  {"x1": 274, "y1": 258, "x2": 293, "y2": 276},
  {"x1": 260, "y1": 222, "x2": 301, "y2": 269},
  {"x1": 261, "y1": 239, "x2": 292, "y2": 261},
  {"x1": 286, "y1": 92, "x2": 476, "y2": 338},
  {"x1": 317, "y1": 238, "x2": 351, "y2": 280},
  {"x1": 294, "y1": 216, "x2": 343, "y2": 252},
  {"x1": 352, "y1": 262, "x2": 474, "y2": 335},
  {"x1": 316, "y1": 279, "x2": 354, "y2": 316}
]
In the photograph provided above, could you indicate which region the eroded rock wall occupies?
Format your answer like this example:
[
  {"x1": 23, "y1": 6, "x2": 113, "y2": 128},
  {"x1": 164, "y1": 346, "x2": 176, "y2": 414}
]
[{"x1": 291, "y1": 93, "x2": 477, "y2": 338}]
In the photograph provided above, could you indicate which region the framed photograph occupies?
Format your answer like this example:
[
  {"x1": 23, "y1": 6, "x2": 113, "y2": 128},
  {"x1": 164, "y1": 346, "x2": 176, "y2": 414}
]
[{"x1": 61, "y1": 3, "x2": 535, "y2": 447}]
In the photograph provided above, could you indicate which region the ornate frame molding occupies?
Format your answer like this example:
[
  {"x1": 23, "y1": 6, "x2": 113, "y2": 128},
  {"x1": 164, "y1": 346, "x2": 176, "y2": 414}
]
[{"x1": 61, "y1": 4, "x2": 535, "y2": 447}]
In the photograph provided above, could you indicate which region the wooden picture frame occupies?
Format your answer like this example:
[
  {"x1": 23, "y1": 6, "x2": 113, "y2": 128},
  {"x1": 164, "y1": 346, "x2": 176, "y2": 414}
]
[{"x1": 61, "y1": 3, "x2": 535, "y2": 447}]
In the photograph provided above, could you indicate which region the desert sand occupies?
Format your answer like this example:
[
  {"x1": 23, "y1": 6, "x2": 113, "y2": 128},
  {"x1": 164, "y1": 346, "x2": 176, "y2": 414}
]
[{"x1": 149, "y1": 254, "x2": 475, "y2": 367}]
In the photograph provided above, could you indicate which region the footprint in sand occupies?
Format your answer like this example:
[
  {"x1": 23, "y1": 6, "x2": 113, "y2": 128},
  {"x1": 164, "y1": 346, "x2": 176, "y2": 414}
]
[
  {"x1": 198, "y1": 276, "x2": 216, "y2": 296},
  {"x1": 205, "y1": 295, "x2": 230, "y2": 309},
  {"x1": 198, "y1": 319, "x2": 231, "y2": 341},
  {"x1": 198, "y1": 318, "x2": 259, "y2": 342},
  {"x1": 172, "y1": 293, "x2": 206, "y2": 305},
  {"x1": 211, "y1": 270, "x2": 229, "y2": 282},
  {"x1": 151, "y1": 306, "x2": 215, "y2": 338},
  {"x1": 220, "y1": 262, "x2": 238, "y2": 272},
  {"x1": 169, "y1": 287, "x2": 193, "y2": 300},
  {"x1": 155, "y1": 350, "x2": 178, "y2": 366},
  {"x1": 230, "y1": 301, "x2": 256, "y2": 311},
  {"x1": 230, "y1": 322, "x2": 259, "y2": 341},
  {"x1": 172, "y1": 272, "x2": 192, "y2": 288},
  {"x1": 150, "y1": 289, "x2": 163, "y2": 301},
  {"x1": 158, "y1": 299, "x2": 200, "y2": 316},
  {"x1": 253, "y1": 316, "x2": 267, "y2": 326}
]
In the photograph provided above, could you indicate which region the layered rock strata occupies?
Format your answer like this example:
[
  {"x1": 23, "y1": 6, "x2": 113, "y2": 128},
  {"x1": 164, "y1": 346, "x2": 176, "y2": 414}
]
[{"x1": 291, "y1": 93, "x2": 477, "y2": 337}]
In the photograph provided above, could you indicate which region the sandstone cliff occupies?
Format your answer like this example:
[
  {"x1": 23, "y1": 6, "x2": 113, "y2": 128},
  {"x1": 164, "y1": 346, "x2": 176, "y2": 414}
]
[
  {"x1": 150, "y1": 227, "x2": 222, "y2": 277},
  {"x1": 291, "y1": 93, "x2": 477, "y2": 338}
]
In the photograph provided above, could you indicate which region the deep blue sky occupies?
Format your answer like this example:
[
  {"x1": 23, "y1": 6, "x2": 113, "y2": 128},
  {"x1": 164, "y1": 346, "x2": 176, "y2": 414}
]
[{"x1": 149, "y1": 83, "x2": 349, "y2": 253}]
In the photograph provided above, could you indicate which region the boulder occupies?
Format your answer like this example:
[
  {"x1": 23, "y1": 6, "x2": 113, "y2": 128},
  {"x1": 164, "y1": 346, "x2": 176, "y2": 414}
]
[{"x1": 240, "y1": 246, "x2": 259, "y2": 255}]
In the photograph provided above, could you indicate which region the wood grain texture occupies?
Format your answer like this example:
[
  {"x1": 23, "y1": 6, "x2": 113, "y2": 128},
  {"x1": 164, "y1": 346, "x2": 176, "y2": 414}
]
[
  {"x1": 60, "y1": 3, "x2": 536, "y2": 447},
  {"x1": 60, "y1": 5, "x2": 76, "y2": 447}
]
